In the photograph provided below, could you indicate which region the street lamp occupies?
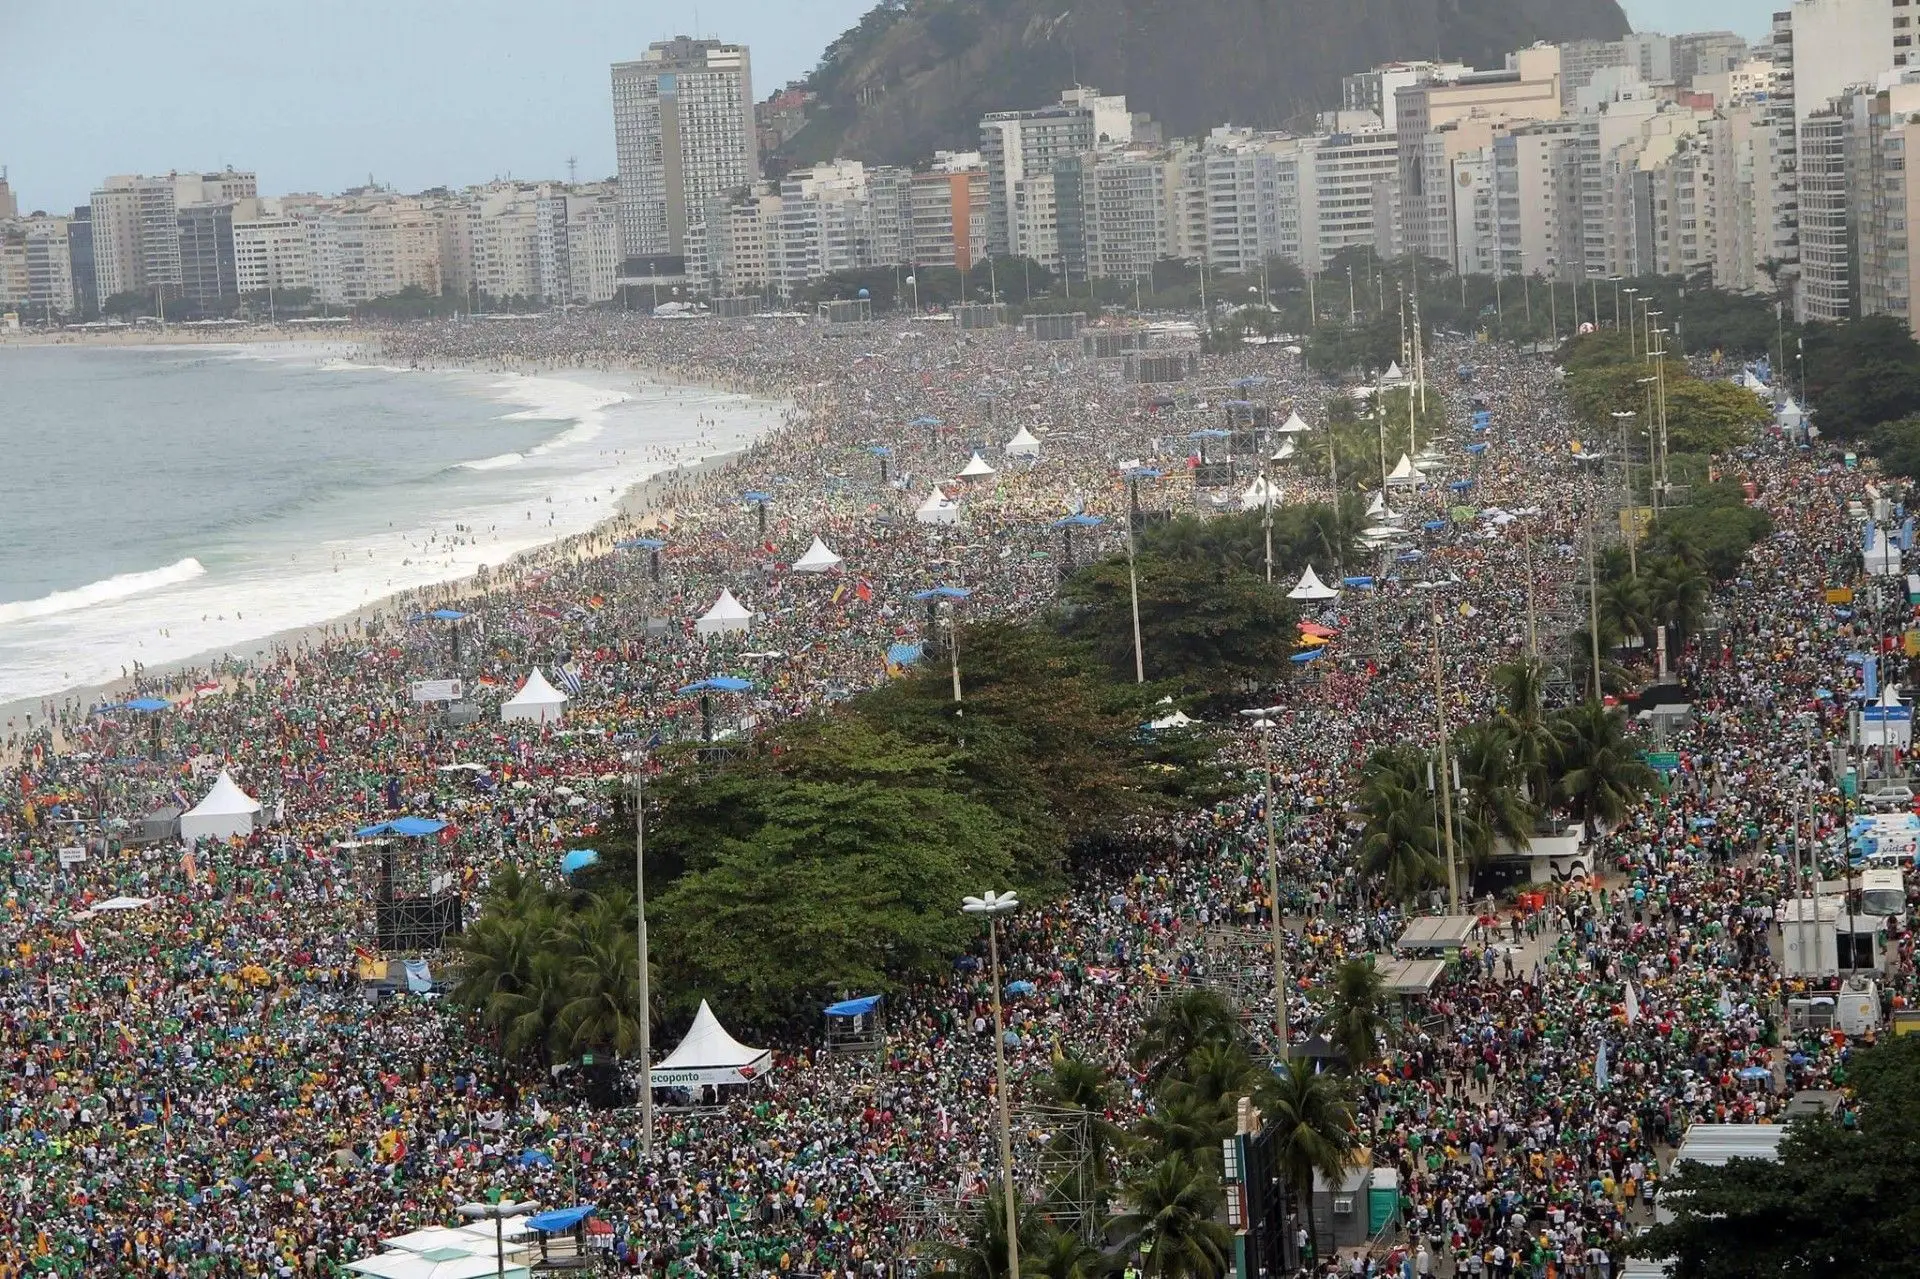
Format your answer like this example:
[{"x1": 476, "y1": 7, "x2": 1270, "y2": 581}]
[
  {"x1": 456, "y1": 1199, "x2": 541, "y2": 1279},
  {"x1": 914, "y1": 586, "x2": 972, "y2": 732},
  {"x1": 962, "y1": 891, "x2": 1023, "y2": 1279},
  {"x1": 1622, "y1": 288, "x2": 1638, "y2": 354},
  {"x1": 1611, "y1": 410, "x2": 1639, "y2": 577},
  {"x1": 1239, "y1": 707, "x2": 1292, "y2": 1056},
  {"x1": 1426, "y1": 612, "x2": 1459, "y2": 911},
  {"x1": 633, "y1": 770, "x2": 654, "y2": 1155},
  {"x1": 1121, "y1": 467, "x2": 1161, "y2": 683}
]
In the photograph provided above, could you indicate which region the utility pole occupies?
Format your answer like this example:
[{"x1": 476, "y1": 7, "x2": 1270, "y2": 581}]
[
  {"x1": 1524, "y1": 536, "x2": 1538, "y2": 659},
  {"x1": 634, "y1": 774, "x2": 653, "y2": 1156},
  {"x1": 1431, "y1": 612, "x2": 1460, "y2": 912},
  {"x1": 1586, "y1": 507, "x2": 1604, "y2": 702}
]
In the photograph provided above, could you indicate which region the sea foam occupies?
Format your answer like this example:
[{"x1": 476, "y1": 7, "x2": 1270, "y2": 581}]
[{"x1": 0, "y1": 557, "x2": 207, "y2": 627}]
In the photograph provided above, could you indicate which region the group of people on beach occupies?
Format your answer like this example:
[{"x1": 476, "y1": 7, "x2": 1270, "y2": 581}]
[{"x1": 0, "y1": 309, "x2": 1905, "y2": 1279}]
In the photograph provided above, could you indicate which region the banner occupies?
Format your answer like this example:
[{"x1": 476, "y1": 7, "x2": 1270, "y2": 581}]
[
  {"x1": 403, "y1": 959, "x2": 433, "y2": 993},
  {"x1": 409, "y1": 679, "x2": 463, "y2": 704}
]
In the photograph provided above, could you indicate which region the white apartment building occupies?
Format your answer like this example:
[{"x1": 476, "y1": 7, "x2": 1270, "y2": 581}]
[
  {"x1": 777, "y1": 160, "x2": 875, "y2": 290},
  {"x1": 23, "y1": 217, "x2": 75, "y2": 316},
  {"x1": 0, "y1": 229, "x2": 27, "y2": 311},
  {"x1": 1299, "y1": 128, "x2": 1400, "y2": 271},
  {"x1": 1702, "y1": 100, "x2": 1776, "y2": 292},
  {"x1": 231, "y1": 199, "x2": 312, "y2": 296},
  {"x1": 535, "y1": 184, "x2": 619, "y2": 306},
  {"x1": 468, "y1": 185, "x2": 542, "y2": 302},
  {"x1": 1075, "y1": 146, "x2": 1194, "y2": 284},
  {"x1": 87, "y1": 170, "x2": 256, "y2": 300},
  {"x1": 1857, "y1": 78, "x2": 1920, "y2": 330},
  {"x1": 1203, "y1": 129, "x2": 1302, "y2": 273},
  {"x1": 306, "y1": 199, "x2": 442, "y2": 306},
  {"x1": 611, "y1": 38, "x2": 758, "y2": 260},
  {"x1": 685, "y1": 191, "x2": 783, "y2": 296},
  {"x1": 1770, "y1": 0, "x2": 1900, "y2": 317},
  {"x1": 980, "y1": 89, "x2": 1127, "y2": 261}
]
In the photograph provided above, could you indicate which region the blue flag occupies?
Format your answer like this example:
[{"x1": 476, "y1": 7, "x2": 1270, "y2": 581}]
[{"x1": 1595, "y1": 1038, "x2": 1609, "y2": 1091}]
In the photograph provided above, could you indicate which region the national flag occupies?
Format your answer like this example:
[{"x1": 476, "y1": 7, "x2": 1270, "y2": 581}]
[
  {"x1": 855, "y1": 578, "x2": 873, "y2": 603},
  {"x1": 1624, "y1": 981, "x2": 1641, "y2": 1025},
  {"x1": 71, "y1": 929, "x2": 89, "y2": 959},
  {"x1": 1594, "y1": 1039, "x2": 1610, "y2": 1090},
  {"x1": 831, "y1": 583, "x2": 848, "y2": 605},
  {"x1": 557, "y1": 664, "x2": 584, "y2": 697}
]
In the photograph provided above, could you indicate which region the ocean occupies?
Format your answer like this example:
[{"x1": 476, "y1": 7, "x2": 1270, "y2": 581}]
[{"x1": 0, "y1": 342, "x2": 782, "y2": 707}]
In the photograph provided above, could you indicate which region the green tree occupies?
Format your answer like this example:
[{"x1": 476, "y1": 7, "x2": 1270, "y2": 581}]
[
  {"x1": 1452, "y1": 721, "x2": 1538, "y2": 867},
  {"x1": 1135, "y1": 1091, "x2": 1235, "y2": 1163},
  {"x1": 553, "y1": 896, "x2": 646, "y2": 1060},
  {"x1": 1355, "y1": 747, "x2": 1444, "y2": 904},
  {"x1": 1552, "y1": 701, "x2": 1657, "y2": 835},
  {"x1": 1133, "y1": 989, "x2": 1241, "y2": 1086},
  {"x1": 1059, "y1": 550, "x2": 1297, "y2": 693},
  {"x1": 1324, "y1": 959, "x2": 1390, "y2": 1069},
  {"x1": 1255, "y1": 1058, "x2": 1360, "y2": 1266},
  {"x1": 934, "y1": 1195, "x2": 1059, "y2": 1279},
  {"x1": 1633, "y1": 1035, "x2": 1920, "y2": 1278},
  {"x1": 1113, "y1": 1155, "x2": 1236, "y2": 1279},
  {"x1": 1599, "y1": 573, "x2": 1655, "y2": 647},
  {"x1": 1643, "y1": 555, "x2": 1711, "y2": 650},
  {"x1": 1492, "y1": 657, "x2": 1560, "y2": 810}
]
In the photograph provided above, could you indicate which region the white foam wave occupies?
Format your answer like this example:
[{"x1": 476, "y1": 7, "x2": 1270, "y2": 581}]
[
  {"x1": 460, "y1": 452, "x2": 525, "y2": 471},
  {"x1": 489, "y1": 375, "x2": 628, "y2": 456},
  {"x1": 320, "y1": 358, "x2": 414, "y2": 374},
  {"x1": 0, "y1": 558, "x2": 206, "y2": 627}
]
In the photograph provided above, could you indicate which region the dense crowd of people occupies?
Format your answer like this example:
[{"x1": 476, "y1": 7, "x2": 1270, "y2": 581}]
[{"x1": 0, "y1": 309, "x2": 1905, "y2": 1279}]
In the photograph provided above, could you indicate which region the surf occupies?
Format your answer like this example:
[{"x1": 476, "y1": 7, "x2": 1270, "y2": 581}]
[{"x1": 0, "y1": 557, "x2": 207, "y2": 627}]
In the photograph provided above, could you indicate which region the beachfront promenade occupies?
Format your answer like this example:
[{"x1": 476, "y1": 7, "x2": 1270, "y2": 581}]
[{"x1": 0, "y1": 312, "x2": 1892, "y2": 1278}]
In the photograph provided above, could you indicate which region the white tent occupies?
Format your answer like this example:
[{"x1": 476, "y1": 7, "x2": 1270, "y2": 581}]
[
  {"x1": 1004, "y1": 426, "x2": 1041, "y2": 458},
  {"x1": 1240, "y1": 476, "x2": 1279, "y2": 511},
  {"x1": 1150, "y1": 709, "x2": 1196, "y2": 730},
  {"x1": 1270, "y1": 438, "x2": 1296, "y2": 462},
  {"x1": 1384, "y1": 360, "x2": 1405, "y2": 382},
  {"x1": 915, "y1": 487, "x2": 960, "y2": 525},
  {"x1": 1777, "y1": 395, "x2": 1804, "y2": 430},
  {"x1": 1288, "y1": 565, "x2": 1341, "y2": 601},
  {"x1": 695, "y1": 589, "x2": 753, "y2": 636},
  {"x1": 1365, "y1": 490, "x2": 1394, "y2": 520},
  {"x1": 179, "y1": 771, "x2": 261, "y2": 843},
  {"x1": 1278, "y1": 410, "x2": 1312, "y2": 434},
  {"x1": 959, "y1": 452, "x2": 997, "y2": 478},
  {"x1": 792, "y1": 536, "x2": 843, "y2": 573},
  {"x1": 653, "y1": 999, "x2": 773, "y2": 1088},
  {"x1": 347, "y1": 1252, "x2": 530, "y2": 1279},
  {"x1": 1386, "y1": 453, "x2": 1427, "y2": 489},
  {"x1": 502, "y1": 668, "x2": 569, "y2": 723}
]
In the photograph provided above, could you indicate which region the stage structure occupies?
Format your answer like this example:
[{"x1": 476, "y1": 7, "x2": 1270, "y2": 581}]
[
  {"x1": 353, "y1": 817, "x2": 463, "y2": 952},
  {"x1": 824, "y1": 994, "x2": 885, "y2": 1056}
]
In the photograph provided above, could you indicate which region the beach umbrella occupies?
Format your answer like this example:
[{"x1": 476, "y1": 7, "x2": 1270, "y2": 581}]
[
  {"x1": 743, "y1": 490, "x2": 774, "y2": 536},
  {"x1": 677, "y1": 677, "x2": 753, "y2": 742},
  {"x1": 617, "y1": 536, "x2": 668, "y2": 581},
  {"x1": 1049, "y1": 513, "x2": 1103, "y2": 571},
  {"x1": 560, "y1": 849, "x2": 599, "y2": 875}
]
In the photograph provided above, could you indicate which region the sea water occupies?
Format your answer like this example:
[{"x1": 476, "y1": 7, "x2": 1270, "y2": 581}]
[{"x1": 0, "y1": 342, "x2": 781, "y2": 705}]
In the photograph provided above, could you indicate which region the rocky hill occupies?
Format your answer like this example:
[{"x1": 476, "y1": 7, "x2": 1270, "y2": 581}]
[{"x1": 780, "y1": 0, "x2": 1630, "y2": 167}]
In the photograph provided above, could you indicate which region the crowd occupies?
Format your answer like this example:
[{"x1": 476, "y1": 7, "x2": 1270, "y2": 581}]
[{"x1": 0, "y1": 308, "x2": 1905, "y2": 1279}]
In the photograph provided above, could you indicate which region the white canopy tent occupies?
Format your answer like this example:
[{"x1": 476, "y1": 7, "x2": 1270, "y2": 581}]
[
  {"x1": 959, "y1": 452, "x2": 998, "y2": 478},
  {"x1": 653, "y1": 999, "x2": 773, "y2": 1088},
  {"x1": 1278, "y1": 410, "x2": 1312, "y2": 434},
  {"x1": 1150, "y1": 709, "x2": 1196, "y2": 730},
  {"x1": 791, "y1": 536, "x2": 844, "y2": 573},
  {"x1": 1270, "y1": 438, "x2": 1297, "y2": 462},
  {"x1": 1386, "y1": 453, "x2": 1427, "y2": 489},
  {"x1": 695, "y1": 589, "x2": 753, "y2": 636},
  {"x1": 346, "y1": 1252, "x2": 529, "y2": 1279},
  {"x1": 1288, "y1": 565, "x2": 1341, "y2": 601},
  {"x1": 1004, "y1": 426, "x2": 1041, "y2": 458},
  {"x1": 915, "y1": 487, "x2": 960, "y2": 525},
  {"x1": 1240, "y1": 475, "x2": 1279, "y2": 511},
  {"x1": 179, "y1": 771, "x2": 261, "y2": 843},
  {"x1": 1777, "y1": 395, "x2": 1804, "y2": 430},
  {"x1": 1384, "y1": 360, "x2": 1405, "y2": 382},
  {"x1": 502, "y1": 668, "x2": 568, "y2": 723}
]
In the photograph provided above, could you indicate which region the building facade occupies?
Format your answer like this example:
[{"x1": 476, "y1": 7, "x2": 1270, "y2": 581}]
[{"x1": 611, "y1": 38, "x2": 758, "y2": 261}]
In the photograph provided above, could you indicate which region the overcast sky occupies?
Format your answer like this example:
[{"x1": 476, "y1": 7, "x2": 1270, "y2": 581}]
[{"x1": 0, "y1": 0, "x2": 1769, "y2": 215}]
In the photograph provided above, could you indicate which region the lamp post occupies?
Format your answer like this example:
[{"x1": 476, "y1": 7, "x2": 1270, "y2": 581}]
[
  {"x1": 633, "y1": 771, "x2": 654, "y2": 1156},
  {"x1": 1612, "y1": 409, "x2": 1638, "y2": 578},
  {"x1": 1622, "y1": 288, "x2": 1638, "y2": 354},
  {"x1": 914, "y1": 586, "x2": 972, "y2": 732},
  {"x1": 457, "y1": 1199, "x2": 541, "y2": 1279},
  {"x1": 1240, "y1": 707, "x2": 1292, "y2": 1056},
  {"x1": 1123, "y1": 468, "x2": 1161, "y2": 684},
  {"x1": 1428, "y1": 613, "x2": 1460, "y2": 912},
  {"x1": 962, "y1": 891, "x2": 1023, "y2": 1279}
]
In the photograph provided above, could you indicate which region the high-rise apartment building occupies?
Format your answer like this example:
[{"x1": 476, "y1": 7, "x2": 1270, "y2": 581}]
[
  {"x1": 231, "y1": 200, "x2": 312, "y2": 297},
  {"x1": 23, "y1": 218, "x2": 75, "y2": 317},
  {"x1": 177, "y1": 202, "x2": 238, "y2": 304},
  {"x1": 535, "y1": 184, "x2": 619, "y2": 306},
  {"x1": 979, "y1": 88, "x2": 1133, "y2": 261},
  {"x1": 306, "y1": 199, "x2": 441, "y2": 306},
  {"x1": 611, "y1": 38, "x2": 758, "y2": 262},
  {"x1": 88, "y1": 170, "x2": 256, "y2": 301},
  {"x1": 67, "y1": 207, "x2": 95, "y2": 315},
  {"x1": 1856, "y1": 78, "x2": 1920, "y2": 330}
]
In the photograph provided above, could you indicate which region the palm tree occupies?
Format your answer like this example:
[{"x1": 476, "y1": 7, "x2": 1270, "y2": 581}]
[
  {"x1": 934, "y1": 1195, "x2": 1058, "y2": 1279},
  {"x1": 1324, "y1": 958, "x2": 1389, "y2": 1070},
  {"x1": 1167, "y1": 1039, "x2": 1258, "y2": 1109},
  {"x1": 1135, "y1": 1091, "x2": 1235, "y2": 1163},
  {"x1": 490, "y1": 947, "x2": 573, "y2": 1061},
  {"x1": 1113, "y1": 1154, "x2": 1235, "y2": 1279},
  {"x1": 553, "y1": 902, "x2": 644, "y2": 1061},
  {"x1": 1040, "y1": 1051, "x2": 1127, "y2": 1216},
  {"x1": 1256, "y1": 1058, "x2": 1360, "y2": 1267},
  {"x1": 1027, "y1": 1226, "x2": 1104, "y2": 1279},
  {"x1": 1133, "y1": 990, "x2": 1240, "y2": 1086},
  {"x1": 1600, "y1": 574, "x2": 1654, "y2": 648},
  {"x1": 1355, "y1": 747, "x2": 1444, "y2": 905},
  {"x1": 1552, "y1": 700, "x2": 1658, "y2": 836},
  {"x1": 1645, "y1": 555, "x2": 1709, "y2": 650},
  {"x1": 1491, "y1": 657, "x2": 1559, "y2": 810},
  {"x1": 1453, "y1": 721, "x2": 1538, "y2": 870}
]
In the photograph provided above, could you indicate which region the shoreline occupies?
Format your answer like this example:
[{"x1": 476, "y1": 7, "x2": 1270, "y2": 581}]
[{"x1": 0, "y1": 341, "x2": 783, "y2": 743}]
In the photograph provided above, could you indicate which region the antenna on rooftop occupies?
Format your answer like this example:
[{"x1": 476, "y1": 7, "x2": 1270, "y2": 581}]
[{"x1": 568, "y1": 155, "x2": 579, "y2": 185}]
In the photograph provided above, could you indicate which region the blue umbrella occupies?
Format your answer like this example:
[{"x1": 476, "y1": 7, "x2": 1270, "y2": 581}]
[
  {"x1": 616, "y1": 537, "x2": 666, "y2": 551},
  {"x1": 1448, "y1": 479, "x2": 1473, "y2": 491},
  {"x1": 1005, "y1": 980, "x2": 1037, "y2": 995},
  {"x1": 913, "y1": 586, "x2": 973, "y2": 601},
  {"x1": 678, "y1": 677, "x2": 753, "y2": 694},
  {"x1": 1050, "y1": 514, "x2": 1104, "y2": 529},
  {"x1": 1290, "y1": 649, "x2": 1323, "y2": 663},
  {"x1": 1422, "y1": 519, "x2": 1446, "y2": 531},
  {"x1": 1738, "y1": 1066, "x2": 1772, "y2": 1080},
  {"x1": 518, "y1": 1150, "x2": 555, "y2": 1169},
  {"x1": 561, "y1": 849, "x2": 600, "y2": 875},
  {"x1": 124, "y1": 698, "x2": 171, "y2": 713}
]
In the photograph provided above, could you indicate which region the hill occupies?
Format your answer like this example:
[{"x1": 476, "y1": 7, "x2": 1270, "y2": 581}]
[{"x1": 780, "y1": 0, "x2": 1631, "y2": 168}]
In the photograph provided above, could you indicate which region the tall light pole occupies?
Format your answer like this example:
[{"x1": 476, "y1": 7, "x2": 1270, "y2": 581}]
[
  {"x1": 633, "y1": 772, "x2": 653, "y2": 1155},
  {"x1": 1240, "y1": 707, "x2": 1292, "y2": 1055},
  {"x1": 1123, "y1": 468, "x2": 1161, "y2": 684},
  {"x1": 915, "y1": 586, "x2": 972, "y2": 733},
  {"x1": 1428, "y1": 613, "x2": 1459, "y2": 912},
  {"x1": 1623, "y1": 288, "x2": 1639, "y2": 354},
  {"x1": 457, "y1": 1199, "x2": 541, "y2": 1279},
  {"x1": 1612, "y1": 409, "x2": 1638, "y2": 578},
  {"x1": 962, "y1": 891, "x2": 1023, "y2": 1279}
]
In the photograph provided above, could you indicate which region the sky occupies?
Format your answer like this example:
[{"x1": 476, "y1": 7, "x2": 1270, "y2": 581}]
[{"x1": 1, "y1": 0, "x2": 1770, "y2": 215}]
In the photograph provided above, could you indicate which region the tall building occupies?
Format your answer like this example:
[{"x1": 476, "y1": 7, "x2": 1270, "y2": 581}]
[
  {"x1": 0, "y1": 169, "x2": 16, "y2": 219},
  {"x1": 23, "y1": 218, "x2": 76, "y2": 317},
  {"x1": 611, "y1": 37, "x2": 758, "y2": 262},
  {"x1": 1770, "y1": 0, "x2": 1899, "y2": 317},
  {"x1": 231, "y1": 200, "x2": 312, "y2": 296},
  {"x1": 979, "y1": 89, "x2": 1133, "y2": 260},
  {"x1": 1299, "y1": 128, "x2": 1400, "y2": 270},
  {"x1": 1672, "y1": 31, "x2": 1750, "y2": 86},
  {"x1": 177, "y1": 202, "x2": 238, "y2": 304},
  {"x1": 1202, "y1": 129, "x2": 1302, "y2": 273},
  {"x1": 468, "y1": 184, "x2": 542, "y2": 302},
  {"x1": 88, "y1": 170, "x2": 256, "y2": 301},
  {"x1": 1342, "y1": 63, "x2": 1467, "y2": 130},
  {"x1": 306, "y1": 198, "x2": 441, "y2": 305},
  {"x1": 535, "y1": 184, "x2": 619, "y2": 306},
  {"x1": 66, "y1": 207, "x2": 95, "y2": 315},
  {"x1": 1857, "y1": 78, "x2": 1920, "y2": 330}
]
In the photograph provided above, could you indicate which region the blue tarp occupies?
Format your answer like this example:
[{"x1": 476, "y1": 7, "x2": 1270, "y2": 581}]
[
  {"x1": 913, "y1": 586, "x2": 972, "y2": 601},
  {"x1": 354, "y1": 817, "x2": 449, "y2": 838},
  {"x1": 527, "y1": 1204, "x2": 597, "y2": 1234},
  {"x1": 1050, "y1": 514, "x2": 1104, "y2": 528},
  {"x1": 677, "y1": 677, "x2": 752, "y2": 694},
  {"x1": 826, "y1": 995, "x2": 883, "y2": 1016},
  {"x1": 1290, "y1": 649, "x2": 1323, "y2": 663},
  {"x1": 124, "y1": 698, "x2": 171, "y2": 713},
  {"x1": 1422, "y1": 519, "x2": 1447, "y2": 531},
  {"x1": 616, "y1": 537, "x2": 666, "y2": 551},
  {"x1": 886, "y1": 643, "x2": 924, "y2": 667},
  {"x1": 429, "y1": 609, "x2": 466, "y2": 621},
  {"x1": 561, "y1": 849, "x2": 600, "y2": 874},
  {"x1": 1342, "y1": 576, "x2": 1376, "y2": 588}
]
